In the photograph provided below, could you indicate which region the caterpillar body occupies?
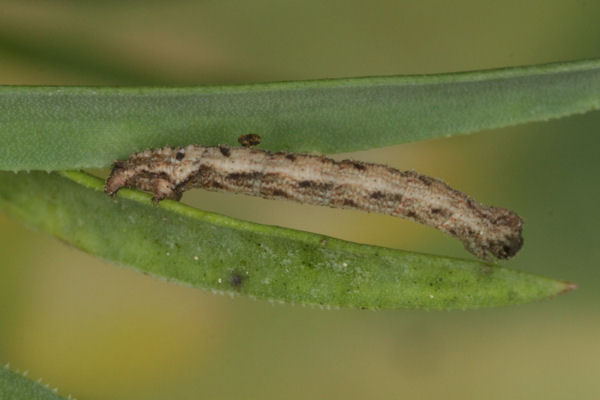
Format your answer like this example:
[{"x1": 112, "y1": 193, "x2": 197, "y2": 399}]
[{"x1": 105, "y1": 144, "x2": 523, "y2": 261}]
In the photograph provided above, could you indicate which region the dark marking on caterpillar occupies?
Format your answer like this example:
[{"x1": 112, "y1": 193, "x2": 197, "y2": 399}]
[
  {"x1": 297, "y1": 180, "x2": 334, "y2": 192},
  {"x1": 418, "y1": 175, "x2": 434, "y2": 186},
  {"x1": 219, "y1": 146, "x2": 231, "y2": 157},
  {"x1": 342, "y1": 198, "x2": 358, "y2": 208},
  {"x1": 271, "y1": 189, "x2": 288, "y2": 197},
  {"x1": 261, "y1": 186, "x2": 289, "y2": 198},
  {"x1": 227, "y1": 171, "x2": 263, "y2": 182},
  {"x1": 351, "y1": 161, "x2": 366, "y2": 170},
  {"x1": 238, "y1": 133, "x2": 261, "y2": 148}
]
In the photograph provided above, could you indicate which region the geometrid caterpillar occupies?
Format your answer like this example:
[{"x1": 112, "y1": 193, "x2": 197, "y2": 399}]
[{"x1": 105, "y1": 142, "x2": 523, "y2": 261}]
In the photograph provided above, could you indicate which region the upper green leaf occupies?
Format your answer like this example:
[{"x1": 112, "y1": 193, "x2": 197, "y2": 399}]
[
  {"x1": 1, "y1": 59, "x2": 599, "y2": 171},
  {"x1": 0, "y1": 170, "x2": 574, "y2": 310}
]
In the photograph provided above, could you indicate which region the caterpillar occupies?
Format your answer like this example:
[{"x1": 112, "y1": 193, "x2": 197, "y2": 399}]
[{"x1": 105, "y1": 143, "x2": 523, "y2": 261}]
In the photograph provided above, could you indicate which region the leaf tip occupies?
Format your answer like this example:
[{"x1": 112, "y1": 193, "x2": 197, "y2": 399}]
[{"x1": 559, "y1": 281, "x2": 578, "y2": 295}]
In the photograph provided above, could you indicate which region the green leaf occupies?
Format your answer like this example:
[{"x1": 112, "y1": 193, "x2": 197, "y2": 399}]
[
  {"x1": 0, "y1": 366, "x2": 67, "y2": 400},
  {"x1": 1, "y1": 59, "x2": 599, "y2": 171},
  {"x1": 0, "y1": 170, "x2": 574, "y2": 310}
]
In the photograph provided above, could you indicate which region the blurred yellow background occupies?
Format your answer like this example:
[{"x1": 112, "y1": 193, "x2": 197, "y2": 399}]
[{"x1": 1, "y1": 1, "x2": 599, "y2": 399}]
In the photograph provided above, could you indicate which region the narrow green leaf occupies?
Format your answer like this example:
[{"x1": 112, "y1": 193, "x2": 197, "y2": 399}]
[
  {"x1": 0, "y1": 366, "x2": 67, "y2": 400},
  {"x1": 1, "y1": 59, "x2": 599, "y2": 171},
  {"x1": 0, "y1": 171, "x2": 574, "y2": 310}
]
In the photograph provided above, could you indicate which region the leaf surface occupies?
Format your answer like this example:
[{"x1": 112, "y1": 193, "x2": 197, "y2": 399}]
[
  {"x1": 1, "y1": 59, "x2": 599, "y2": 170},
  {"x1": 0, "y1": 170, "x2": 573, "y2": 310}
]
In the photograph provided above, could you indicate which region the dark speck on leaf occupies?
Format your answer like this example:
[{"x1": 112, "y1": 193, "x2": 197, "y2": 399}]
[{"x1": 230, "y1": 271, "x2": 245, "y2": 288}]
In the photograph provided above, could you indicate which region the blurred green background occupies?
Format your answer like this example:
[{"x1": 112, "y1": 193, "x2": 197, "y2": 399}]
[{"x1": 0, "y1": 1, "x2": 599, "y2": 399}]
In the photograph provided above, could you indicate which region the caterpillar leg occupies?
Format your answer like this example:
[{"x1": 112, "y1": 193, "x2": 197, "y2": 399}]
[{"x1": 105, "y1": 161, "x2": 181, "y2": 203}]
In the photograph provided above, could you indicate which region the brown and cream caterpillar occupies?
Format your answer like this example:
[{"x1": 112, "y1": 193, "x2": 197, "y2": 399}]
[{"x1": 105, "y1": 144, "x2": 523, "y2": 261}]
